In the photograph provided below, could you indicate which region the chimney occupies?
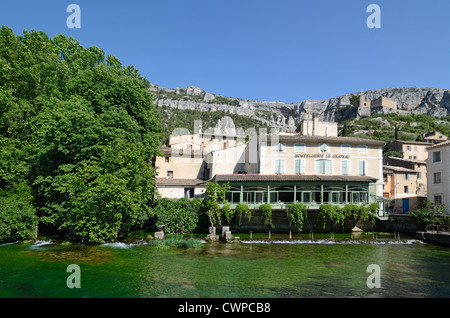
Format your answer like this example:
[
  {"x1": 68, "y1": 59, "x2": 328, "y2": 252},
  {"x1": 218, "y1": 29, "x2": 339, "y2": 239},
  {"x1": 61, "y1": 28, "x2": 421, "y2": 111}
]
[{"x1": 312, "y1": 113, "x2": 319, "y2": 136}]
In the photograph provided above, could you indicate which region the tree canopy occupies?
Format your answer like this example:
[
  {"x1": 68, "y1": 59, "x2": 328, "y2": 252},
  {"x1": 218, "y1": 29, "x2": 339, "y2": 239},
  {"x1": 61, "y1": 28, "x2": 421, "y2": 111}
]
[{"x1": 0, "y1": 26, "x2": 162, "y2": 243}]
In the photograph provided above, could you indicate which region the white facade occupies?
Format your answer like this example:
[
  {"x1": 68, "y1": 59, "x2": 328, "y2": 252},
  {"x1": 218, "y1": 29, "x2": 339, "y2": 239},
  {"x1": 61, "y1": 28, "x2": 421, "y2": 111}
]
[{"x1": 427, "y1": 141, "x2": 450, "y2": 213}]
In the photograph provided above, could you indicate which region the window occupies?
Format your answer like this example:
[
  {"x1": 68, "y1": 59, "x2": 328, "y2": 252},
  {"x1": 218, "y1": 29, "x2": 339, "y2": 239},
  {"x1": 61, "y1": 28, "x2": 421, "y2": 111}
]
[
  {"x1": 418, "y1": 172, "x2": 422, "y2": 179},
  {"x1": 433, "y1": 151, "x2": 441, "y2": 163},
  {"x1": 275, "y1": 143, "x2": 286, "y2": 152},
  {"x1": 165, "y1": 157, "x2": 169, "y2": 163},
  {"x1": 404, "y1": 186, "x2": 409, "y2": 193},
  {"x1": 275, "y1": 159, "x2": 285, "y2": 174},
  {"x1": 341, "y1": 159, "x2": 350, "y2": 175},
  {"x1": 434, "y1": 195, "x2": 442, "y2": 205},
  {"x1": 433, "y1": 172, "x2": 442, "y2": 184},
  {"x1": 167, "y1": 171, "x2": 173, "y2": 179},
  {"x1": 316, "y1": 159, "x2": 332, "y2": 174},
  {"x1": 358, "y1": 145, "x2": 368, "y2": 154},
  {"x1": 319, "y1": 143, "x2": 329, "y2": 153},
  {"x1": 341, "y1": 144, "x2": 351, "y2": 154},
  {"x1": 406, "y1": 146, "x2": 411, "y2": 151},
  {"x1": 404, "y1": 173, "x2": 410, "y2": 181},
  {"x1": 358, "y1": 161, "x2": 367, "y2": 176},
  {"x1": 295, "y1": 159, "x2": 305, "y2": 174},
  {"x1": 294, "y1": 143, "x2": 305, "y2": 152},
  {"x1": 184, "y1": 188, "x2": 194, "y2": 198}
]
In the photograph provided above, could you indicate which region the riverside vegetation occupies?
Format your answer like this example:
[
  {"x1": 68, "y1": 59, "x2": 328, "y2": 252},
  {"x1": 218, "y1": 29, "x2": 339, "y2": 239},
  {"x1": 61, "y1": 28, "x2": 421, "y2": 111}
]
[{"x1": 0, "y1": 27, "x2": 162, "y2": 244}]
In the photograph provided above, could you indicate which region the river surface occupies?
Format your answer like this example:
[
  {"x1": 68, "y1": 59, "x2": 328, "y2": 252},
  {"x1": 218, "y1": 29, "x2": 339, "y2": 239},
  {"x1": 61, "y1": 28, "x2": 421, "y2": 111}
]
[{"x1": 1, "y1": 233, "x2": 450, "y2": 298}]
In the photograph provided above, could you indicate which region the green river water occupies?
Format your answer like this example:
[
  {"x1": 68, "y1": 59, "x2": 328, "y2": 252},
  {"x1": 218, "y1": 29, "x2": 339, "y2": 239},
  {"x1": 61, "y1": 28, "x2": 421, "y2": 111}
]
[{"x1": 1, "y1": 233, "x2": 450, "y2": 298}]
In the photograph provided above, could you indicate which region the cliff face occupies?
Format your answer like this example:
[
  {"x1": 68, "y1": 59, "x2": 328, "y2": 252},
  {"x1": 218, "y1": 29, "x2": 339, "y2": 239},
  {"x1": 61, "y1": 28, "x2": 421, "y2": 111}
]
[{"x1": 150, "y1": 84, "x2": 450, "y2": 130}]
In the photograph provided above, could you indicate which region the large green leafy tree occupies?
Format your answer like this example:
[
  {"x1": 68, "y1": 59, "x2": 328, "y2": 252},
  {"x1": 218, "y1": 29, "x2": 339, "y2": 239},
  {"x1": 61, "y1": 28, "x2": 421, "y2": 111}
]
[
  {"x1": 153, "y1": 198, "x2": 202, "y2": 234},
  {"x1": 0, "y1": 26, "x2": 162, "y2": 243}
]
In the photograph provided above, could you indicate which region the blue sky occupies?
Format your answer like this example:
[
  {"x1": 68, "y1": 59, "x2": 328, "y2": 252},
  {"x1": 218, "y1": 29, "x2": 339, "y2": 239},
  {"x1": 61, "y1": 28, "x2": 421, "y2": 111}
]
[{"x1": 1, "y1": 0, "x2": 449, "y2": 102}]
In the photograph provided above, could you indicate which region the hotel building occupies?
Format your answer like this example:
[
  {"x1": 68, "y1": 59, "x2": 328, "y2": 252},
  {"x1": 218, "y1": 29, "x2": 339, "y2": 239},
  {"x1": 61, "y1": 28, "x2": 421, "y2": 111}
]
[{"x1": 213, "y1": 116, "x2": 388, "y2": 218}]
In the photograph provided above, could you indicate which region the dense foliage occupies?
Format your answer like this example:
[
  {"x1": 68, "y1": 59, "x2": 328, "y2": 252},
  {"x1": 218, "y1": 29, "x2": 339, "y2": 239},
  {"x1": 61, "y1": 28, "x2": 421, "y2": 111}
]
[
  {"x1": 202, "y1": 181, "x2": 230, "y2": 227},
  {"x1": 0, "y1": 183, "x2": 37, "y2": 242},
  {"x1": 153, "y1": 198, "x2": 202, "y2": 234},
  {"x1": 287, "y1": 203, "x2": 308, "y2": 232},
  {"x1": 319, "y1": 203, "x2": 378, "y2": 231},
  {"x1": 259, "y1": 204, "x2": 274, "y2": 229},
  {"x1": 0, "y1": 27, "x2": 162, "y2": 243},
  {"x1": 410, "y1": 201, "x2": 449, "y2": 230}
]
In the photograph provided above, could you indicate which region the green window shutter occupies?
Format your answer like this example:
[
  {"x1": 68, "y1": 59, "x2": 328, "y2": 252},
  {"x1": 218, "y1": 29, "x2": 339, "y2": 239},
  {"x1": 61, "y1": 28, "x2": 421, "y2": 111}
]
[
  {"x1": 315, "y1": 160, "x2": 323, "y2": 174},
  {"x1": 319, "y1": 143, "x2": 328, "y2": 152},
  {"x1": 341, "y1": 144, "x2": 350, "y2": 153},
  {"x1": 275, "y1": 159, "x2": 285, "y2": 174},
  {"x1": 295, "y1": 143, "x2": 305, "y2": 152},
  {"x1": 358, "y1": 161, "x2": 366, "y2": 175},
  {"x1": 316, "y1": 159, "x2": 331, "y2": 174},
  {"x1": 342, "y1": 160, "x2": 349, "y2": 175},
  {"x1": 325, "y1": 160, "x2": 332, "y2": 174},
  {"x1": 295, "y1": 159, "x2": 305, "y2": 174},
  {"x1": 276, "y1": 143, "x2": 286, "y2": 152}
]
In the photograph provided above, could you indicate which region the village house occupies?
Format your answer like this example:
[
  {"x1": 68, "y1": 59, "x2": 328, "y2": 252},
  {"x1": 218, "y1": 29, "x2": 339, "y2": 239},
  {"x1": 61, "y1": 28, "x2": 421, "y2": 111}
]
[{"x1": 427, "y1": 141, "x2": 450, "y2": 214}]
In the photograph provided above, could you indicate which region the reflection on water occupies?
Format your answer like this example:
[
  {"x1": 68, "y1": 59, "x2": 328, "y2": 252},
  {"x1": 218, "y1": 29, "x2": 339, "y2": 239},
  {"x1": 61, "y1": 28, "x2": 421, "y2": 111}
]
[{"x1": 1, "y1": 236, "x2": 450, "y2": 298}]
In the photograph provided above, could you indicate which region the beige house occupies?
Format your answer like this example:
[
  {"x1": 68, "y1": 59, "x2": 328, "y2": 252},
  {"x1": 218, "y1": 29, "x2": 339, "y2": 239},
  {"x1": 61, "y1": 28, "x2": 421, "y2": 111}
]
[
  {"x1": 155, "y1": 147, "x2": 207, "y2": 199},
  {"x1": 388, "y1": 140, "x2": 430, "y2": 161},
  {"x1": 382, "y1": 165, "x2": 425, "y2": 213},
  {"x1": 155, "y1": 118, "x2": 252, "y2": 199},
  {"x1": 422, "y1": 131, "x2": 448, "y2": 144},
  {"x1": 384, "y1": 156, "x2": 427, "y2": 197}
]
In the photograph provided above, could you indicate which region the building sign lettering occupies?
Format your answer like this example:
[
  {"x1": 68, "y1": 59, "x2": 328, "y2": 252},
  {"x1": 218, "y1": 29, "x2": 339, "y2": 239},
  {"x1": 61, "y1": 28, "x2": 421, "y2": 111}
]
[{"x1": 295, "y1": 154, "x2": 350, "y2": 159}]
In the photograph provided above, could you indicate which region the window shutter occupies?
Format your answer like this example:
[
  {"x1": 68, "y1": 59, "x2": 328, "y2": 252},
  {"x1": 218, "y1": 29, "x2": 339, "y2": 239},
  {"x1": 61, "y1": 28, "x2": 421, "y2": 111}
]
[
  {"x1": 341, "y1": 144, "x2": 350, "y2": 153},
  {"x1": 320, "y1": 143, "x2": 328, "y2": 152},
  {"x1": 276, "y1": 159, "x2": 285, "y2": 174},
  {"x1": 295, "y1": 143, "x2": 305, "y2": 152},
  {"x1": 359, "y1": 161, "x2": 366, "y2": 175},
  {"x1": 295, "y1": 159, "x2": 305, "y2": 174},
  {"x1": 325, "y1": 160, "x2": 332, "y2": 174},
  {"x1": 342, "y1": 160, "x2": 349, "y2": 175}
]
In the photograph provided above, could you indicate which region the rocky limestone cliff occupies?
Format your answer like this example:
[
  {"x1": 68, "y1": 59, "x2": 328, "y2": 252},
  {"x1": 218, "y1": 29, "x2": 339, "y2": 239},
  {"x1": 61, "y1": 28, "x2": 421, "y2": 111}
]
[{"x1": 150, "y1": 84, "x2": 450, "y2": 130}]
